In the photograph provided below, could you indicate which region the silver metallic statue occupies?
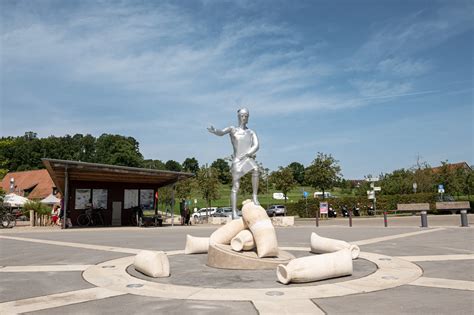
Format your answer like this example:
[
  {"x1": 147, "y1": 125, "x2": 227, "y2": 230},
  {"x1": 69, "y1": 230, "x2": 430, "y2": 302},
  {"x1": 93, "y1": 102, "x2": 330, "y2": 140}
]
[{"x1": 208, "y1": 108, "x2": 260, "y2": 219}]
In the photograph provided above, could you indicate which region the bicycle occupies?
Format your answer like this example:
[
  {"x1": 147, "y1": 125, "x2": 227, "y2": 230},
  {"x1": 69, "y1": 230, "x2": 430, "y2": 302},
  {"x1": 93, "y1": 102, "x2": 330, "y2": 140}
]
[
  {"x1": 0, "y1": 206, "x2": 16, "y2": 228},
  {"x1": 77, "y1": 207, "x2": 104, "y2": 227}
]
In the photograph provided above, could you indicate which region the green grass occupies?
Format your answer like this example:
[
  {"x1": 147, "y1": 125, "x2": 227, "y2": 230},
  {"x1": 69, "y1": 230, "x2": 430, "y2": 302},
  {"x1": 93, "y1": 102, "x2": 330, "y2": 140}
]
[{"x1": 161, "y1": 184, "x2": 344, "y2": 215}]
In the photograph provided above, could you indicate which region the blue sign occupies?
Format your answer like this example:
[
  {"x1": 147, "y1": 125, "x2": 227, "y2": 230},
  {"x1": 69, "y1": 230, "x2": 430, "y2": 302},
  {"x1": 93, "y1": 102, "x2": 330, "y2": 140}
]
[
  {"x1": 303, "y1": 191, "x2": 308, "y2": 198},
  {"x1": 438, "y1": 184, "x2": 444, "y2": 190}
]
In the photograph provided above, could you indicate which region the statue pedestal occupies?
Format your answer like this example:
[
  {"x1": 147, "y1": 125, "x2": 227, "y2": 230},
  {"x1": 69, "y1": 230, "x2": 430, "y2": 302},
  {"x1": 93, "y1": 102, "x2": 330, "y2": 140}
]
[{"x1": 207, "y1": 244, "x2": 294, "y2": 270}]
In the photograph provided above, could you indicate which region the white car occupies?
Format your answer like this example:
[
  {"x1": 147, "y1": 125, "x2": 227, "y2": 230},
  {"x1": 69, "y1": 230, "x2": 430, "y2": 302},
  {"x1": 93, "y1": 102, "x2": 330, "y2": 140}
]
[{"x1": 193, "y1": 207, "x2": 217, "y2": 219}]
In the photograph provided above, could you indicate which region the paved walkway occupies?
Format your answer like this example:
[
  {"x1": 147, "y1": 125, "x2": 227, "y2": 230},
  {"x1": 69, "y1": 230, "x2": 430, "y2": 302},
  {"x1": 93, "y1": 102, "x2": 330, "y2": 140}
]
[{"x1": 0, "y1": 215, "x2": 473, "y2": 314}]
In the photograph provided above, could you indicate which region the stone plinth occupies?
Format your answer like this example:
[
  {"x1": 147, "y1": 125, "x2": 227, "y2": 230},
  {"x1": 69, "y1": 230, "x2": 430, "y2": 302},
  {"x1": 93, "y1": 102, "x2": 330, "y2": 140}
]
[
  {"x1": 208, "y1": 217, "x2": 232, "y2": 225},
  {"x1": 207, "y1": 244, "x2": 294, "y2": 270},
  {"x1": 271, "y1": 216, "x2": 294, "y2": 227}
]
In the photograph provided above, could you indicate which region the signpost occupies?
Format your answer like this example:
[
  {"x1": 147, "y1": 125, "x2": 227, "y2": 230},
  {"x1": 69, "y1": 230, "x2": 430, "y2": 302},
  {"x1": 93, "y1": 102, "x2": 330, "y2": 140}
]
[
  {"x1": 366, "y1": 178, "x2": 381, "y2": 218},
  {"x1": 303, "y1": 191, "x2": 309, "y2": 217},
  {"x1": 438, "y1": 184, "x2": 445, "y2": 201}
]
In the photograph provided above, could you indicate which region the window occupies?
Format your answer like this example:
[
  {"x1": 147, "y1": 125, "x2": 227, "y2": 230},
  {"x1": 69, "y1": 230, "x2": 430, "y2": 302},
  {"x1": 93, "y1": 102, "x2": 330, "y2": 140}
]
[
  {"x1": 75, "y1": 189, "x2": 91, "y2": 209},
  {"x1": 140, "y1": 190, "x2": 154, "y2": 210},
  {"x1": 75, "y1": 189, "x2": 108, "y2": 210},
  {"x1": 124, "y1": 189, "x2": 139, "y2": 209}
]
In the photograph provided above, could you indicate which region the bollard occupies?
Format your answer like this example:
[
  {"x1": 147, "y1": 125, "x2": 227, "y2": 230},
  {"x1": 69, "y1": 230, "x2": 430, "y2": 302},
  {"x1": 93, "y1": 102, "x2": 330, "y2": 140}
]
[
  {"x1": 383, "y1": 211, "x2": 388, "y2": 227},
  {"x1": 460, "y1": 210, "x2": 469, "y2": 227},
  {"x1": 315, "y1": 210, "x2": 319, "y2": 227},
  {"x1": 349, "y1": 210, "x2": 352, "y2": 227},
  {"x1": 29, "y1": 210, "x2": 35, "y2": 227},
  {"x1": 420, "y1": 211, "x2": 428, "y2": 228}
]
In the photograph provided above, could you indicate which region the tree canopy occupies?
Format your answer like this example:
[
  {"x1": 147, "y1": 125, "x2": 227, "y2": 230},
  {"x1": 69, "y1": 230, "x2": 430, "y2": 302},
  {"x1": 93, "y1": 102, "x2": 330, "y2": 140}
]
[
  {"x1": 270, "y1": 166, "x2": 296, "y2": 202},
  {"x1": 305, "y1": 152, "x2": 341, "y2": 198}
]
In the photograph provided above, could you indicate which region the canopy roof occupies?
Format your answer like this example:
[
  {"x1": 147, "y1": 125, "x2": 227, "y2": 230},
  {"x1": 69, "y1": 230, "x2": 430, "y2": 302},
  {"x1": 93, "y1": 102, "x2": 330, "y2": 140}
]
[{"x1": 42, "y1": 159, "x2": 194, "y2": 194}]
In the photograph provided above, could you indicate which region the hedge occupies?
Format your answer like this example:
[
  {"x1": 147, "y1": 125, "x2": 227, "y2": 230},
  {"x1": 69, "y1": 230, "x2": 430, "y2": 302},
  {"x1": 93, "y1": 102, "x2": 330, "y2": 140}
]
[{"x1": 286, "y1": 193, "x2": 441, "y2": 218}]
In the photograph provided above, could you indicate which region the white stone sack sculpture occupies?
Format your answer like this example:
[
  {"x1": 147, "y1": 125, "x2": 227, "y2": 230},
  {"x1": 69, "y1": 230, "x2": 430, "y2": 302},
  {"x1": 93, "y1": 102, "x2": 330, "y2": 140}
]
[
  {"x1": 184, "y1": 235, "x2": 210, "y2": 254},
  {"x1": 231, "y1": 229, "x2": 256, "y2": 251},
  {"x1": 209, "y1": 218, "x2": 246, "y2": 245},
  {"x1": 310, "y1": 232, "x2": 360, "y2": 259},
  {"x1": 276, "y1": 248, "x2": 353, "y2": 284},
  {"x1": 134, "y1": 250, "x2": 170, "y2": 278},
  {"x1": 242, "y1": 200, "x2": 279, "y2": 258}
]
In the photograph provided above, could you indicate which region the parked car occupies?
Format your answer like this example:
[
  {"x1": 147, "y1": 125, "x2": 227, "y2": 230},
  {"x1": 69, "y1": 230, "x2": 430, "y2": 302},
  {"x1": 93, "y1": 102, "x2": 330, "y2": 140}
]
[
  {"x1": 266, "y1": 205, "x2": 286, "y2": 217},
  {"x1": 193, "y1": 207, "x2": 217, "y2": 219},
  {"x1": 211, "y1": 207, "x2": 233, "y2": 218}
]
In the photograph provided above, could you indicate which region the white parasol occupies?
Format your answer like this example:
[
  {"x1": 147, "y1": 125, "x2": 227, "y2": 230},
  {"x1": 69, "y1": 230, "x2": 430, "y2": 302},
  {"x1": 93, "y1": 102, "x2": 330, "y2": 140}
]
[
  {"x1": 3, "y1": 193, "x2": 29, "y2": 207},
  {"x1": 40, "y1": 193, "x2": 61, "y2": 205}
]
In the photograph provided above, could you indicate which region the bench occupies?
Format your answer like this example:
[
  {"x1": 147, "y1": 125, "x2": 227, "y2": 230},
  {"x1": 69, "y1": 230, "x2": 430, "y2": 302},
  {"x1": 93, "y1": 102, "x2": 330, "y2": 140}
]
[
  {"x1": 396, "y1": 203, "x2": 430, "y2": 214},
  {"x1": 396, "y1": 203, "x2": 431, "y2": 227},
  {"x1": 435, "y1": 201, "x2": 470, "y2": 215}
]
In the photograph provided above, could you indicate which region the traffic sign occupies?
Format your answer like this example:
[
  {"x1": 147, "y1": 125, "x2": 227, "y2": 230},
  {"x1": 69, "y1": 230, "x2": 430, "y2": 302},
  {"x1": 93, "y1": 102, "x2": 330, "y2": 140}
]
[
  {"x1": 373, "y1": 187, "x2": 381, "y2": 191},
  {"x1": 303, "y1": 191, "x2": 308, "y2": 198}
]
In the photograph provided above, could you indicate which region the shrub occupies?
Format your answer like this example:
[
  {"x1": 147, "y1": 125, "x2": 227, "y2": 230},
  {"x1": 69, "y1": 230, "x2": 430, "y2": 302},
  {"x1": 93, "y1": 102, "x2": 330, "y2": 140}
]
[{"x1": 287, "y1": 193, "x2": 438, "y2": 217}]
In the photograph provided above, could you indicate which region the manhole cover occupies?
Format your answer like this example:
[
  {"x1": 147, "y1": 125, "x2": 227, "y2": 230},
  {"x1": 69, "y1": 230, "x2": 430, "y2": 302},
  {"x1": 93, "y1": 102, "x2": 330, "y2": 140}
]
[
  {"x1": 127, "y1": 284, "x2": 144, "y2": 288},
  {"x1": 102, "y1": 265, "x2": 115, "y2": 269},
  {"x1": 379, "y1": 258, "x2": 392, "y2": 261},
  {"x1": 266, "y1": 291, "x2": 284, "y2": 296}
]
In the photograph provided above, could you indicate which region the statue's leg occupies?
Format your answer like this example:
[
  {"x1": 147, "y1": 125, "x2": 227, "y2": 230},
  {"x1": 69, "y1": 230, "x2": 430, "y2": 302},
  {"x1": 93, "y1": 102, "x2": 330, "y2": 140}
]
[
  {"x1": 231, "y1": 178, "x2": 240, "y2": 219},
  {"x1": 252, "y1": 169, "x2": 260, "y2": 205}
]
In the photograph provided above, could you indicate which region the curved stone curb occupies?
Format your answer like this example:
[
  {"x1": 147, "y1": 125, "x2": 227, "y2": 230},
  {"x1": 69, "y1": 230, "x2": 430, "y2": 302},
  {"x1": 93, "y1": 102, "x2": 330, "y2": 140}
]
[{"x1": 82, "y1": 249, "x2": 422, "y2": 301}]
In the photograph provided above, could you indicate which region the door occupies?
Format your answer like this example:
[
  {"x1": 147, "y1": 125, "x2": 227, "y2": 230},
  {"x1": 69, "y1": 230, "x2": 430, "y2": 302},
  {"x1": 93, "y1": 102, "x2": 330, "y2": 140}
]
[{"x1": 112, "y1": 201, "x2": 122, "y2": 226}]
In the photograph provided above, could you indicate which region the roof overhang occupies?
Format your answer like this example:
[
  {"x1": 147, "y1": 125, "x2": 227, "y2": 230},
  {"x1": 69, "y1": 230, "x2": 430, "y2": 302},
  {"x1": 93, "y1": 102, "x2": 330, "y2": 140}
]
[{"x1": 42, "y1": 159, "x2": 194, "y2": 194}]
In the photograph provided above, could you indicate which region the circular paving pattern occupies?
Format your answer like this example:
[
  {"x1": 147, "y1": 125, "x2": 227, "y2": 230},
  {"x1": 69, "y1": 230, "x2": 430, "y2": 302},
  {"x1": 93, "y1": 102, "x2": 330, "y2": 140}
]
[{"x1": 82, "y1": 247, "x2": 423, "y2": 301}]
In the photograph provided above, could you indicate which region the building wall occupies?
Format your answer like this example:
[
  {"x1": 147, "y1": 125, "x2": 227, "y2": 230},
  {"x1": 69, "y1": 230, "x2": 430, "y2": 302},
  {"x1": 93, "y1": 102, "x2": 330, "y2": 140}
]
[{"x1": 66, "y1": 180, "x2": 157, "y2": 227}]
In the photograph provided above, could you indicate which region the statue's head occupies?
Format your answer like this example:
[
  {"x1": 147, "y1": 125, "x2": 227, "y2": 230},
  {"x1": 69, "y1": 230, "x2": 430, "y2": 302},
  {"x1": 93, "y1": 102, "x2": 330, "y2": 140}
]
[{"x1": 237, "y1": 108, "x2": 249, "y2": 125}]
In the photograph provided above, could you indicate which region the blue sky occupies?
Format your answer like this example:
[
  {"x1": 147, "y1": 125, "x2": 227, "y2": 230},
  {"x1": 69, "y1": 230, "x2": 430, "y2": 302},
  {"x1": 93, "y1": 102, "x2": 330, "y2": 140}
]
[{"x1": 1, "y1": 0, "x2": 472, "y2": 178}]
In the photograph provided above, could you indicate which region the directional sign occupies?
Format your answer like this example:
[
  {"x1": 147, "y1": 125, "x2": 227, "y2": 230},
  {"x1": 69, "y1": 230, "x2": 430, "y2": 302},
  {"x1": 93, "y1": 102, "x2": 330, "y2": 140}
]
[
  {"x1": 373, "y1": 187, "x2": 381, "y2": 191},
  {"x1": 366, "y1": 177, "x2": 379, "y2": 182},
  {"x1": 303, "y1": 191, "x2": 308, "y2": 198},
  {"x1": 367, "y1": 191, "x2": 375, "y2": 200}
]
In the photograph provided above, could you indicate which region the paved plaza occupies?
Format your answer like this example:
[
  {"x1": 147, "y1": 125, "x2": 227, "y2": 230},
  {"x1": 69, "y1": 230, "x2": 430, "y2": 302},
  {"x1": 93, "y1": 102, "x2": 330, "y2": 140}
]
[{"x1": 1, "y1": 215, "x2": 473, "y2": 314}]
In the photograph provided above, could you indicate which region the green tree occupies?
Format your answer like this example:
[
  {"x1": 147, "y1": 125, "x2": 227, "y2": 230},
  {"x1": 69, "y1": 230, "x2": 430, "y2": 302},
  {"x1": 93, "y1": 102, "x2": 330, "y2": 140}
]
[
  {"x1": 287, "y1": 162, "x2": 305, "y2": 185},
  {"x1": 211, "y1": 158, "x2": 232, "y2": 185},
  {"x1": 305, "y1": 152, "x2": 341, "y2": 199},
  {"x1": 240, "y1": 172, "x2": 266, "y2": 195},
  {"x1": 157, "y1": 185, "x2": 174, "y2": 211},
  {"x1": 196, "y1": 166, "x2": 220, "y2": 213},
  {"x1": 143, "y1": 159, "x2": 166, "y2": 170},
  {"x1": 182, "y1": 157, "x2": 200, "y2": 174},
  {"x1": 95, "y1": 134, "x2": 143, "y2": 167},
  {"x1": 175, "y1": 178, "x2": 195, "y2": 200},
  {"x1": 165, "y1": 160, "x2": 182, "y2": 172},
  {"x1": 379, "y1": 169, "x2": 413, "y2": 195},
  {"x1": 270, "y1": 167, "x2": 297, "y2": 205}
]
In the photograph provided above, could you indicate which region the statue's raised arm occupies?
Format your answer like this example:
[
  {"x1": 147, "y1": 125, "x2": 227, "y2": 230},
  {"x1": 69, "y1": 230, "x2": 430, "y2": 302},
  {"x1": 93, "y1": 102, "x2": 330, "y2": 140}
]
[{"x1": 207, "y1": 125, "x2": 232, "y2": 136}]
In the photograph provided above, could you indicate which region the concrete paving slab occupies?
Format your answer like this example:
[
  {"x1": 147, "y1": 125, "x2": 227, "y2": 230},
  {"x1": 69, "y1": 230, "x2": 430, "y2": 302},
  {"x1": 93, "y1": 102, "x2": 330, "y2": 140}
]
[
  {"x1": 314, "y1": 285, "x2": 474, "y2": 314},
  {"x1": 25, "y1": 294, "x2": 258, "y2": 315},
  {"x1": 0, "y1": 271, "x2": 93, "y2": 303},
  {"x1": 0, "y1": 239, "x2": 129, "y2": 266},
  {"x1": 360, "y1": 228, "x2": 474, "y2": 256},
  {"x1": 415, "y1": 260, "x2": 474, "y2": 282}
]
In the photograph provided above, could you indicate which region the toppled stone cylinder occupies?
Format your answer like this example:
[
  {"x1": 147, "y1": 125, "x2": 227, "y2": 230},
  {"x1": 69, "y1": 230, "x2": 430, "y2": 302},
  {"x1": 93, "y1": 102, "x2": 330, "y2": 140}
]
[
  {"x1": 184, "y1": 235, "x2": 210, "y2": 254},
  {"x1": 310, "y1": 232, "x2": 360, "y2": 259},
  {"x1": 277, "y1": 248, "x2": 353, "y2": 284},
  {"x1": 231, "y1": 229, "x2": 256, "y2": 251},
  {"x1": 209, "y1": 218, "x2": 246, "y2": 245},
  {"x1": 242, "y1": 200, "x2": 278, "y2": 258},
  {"x1": 134, "y1": 250, "x2": 170, "y2": 278}
]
